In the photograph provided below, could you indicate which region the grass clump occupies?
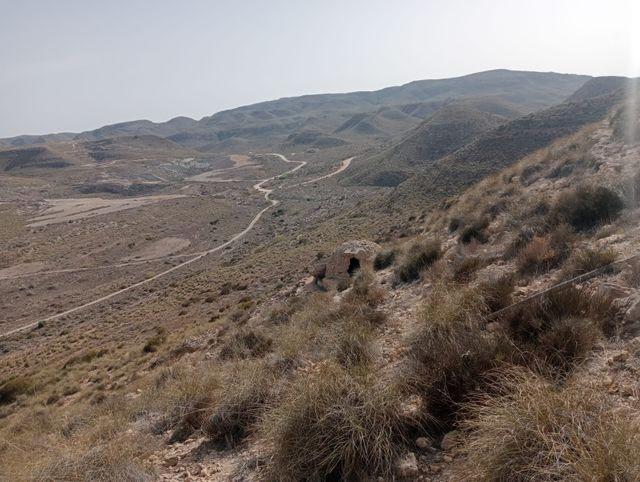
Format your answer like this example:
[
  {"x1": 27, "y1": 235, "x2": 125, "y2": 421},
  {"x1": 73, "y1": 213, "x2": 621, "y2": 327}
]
[
  {"x1": 142, "y1": 327, "x2": 166, "y2": 353},
  {"x1": 553, "y1": 185, "x2": 623, "y2": 231},
  {"x1": 407, "y1": 285, "x2": 513, "y2": 429},
  {"x1": 477, "y1": 274, "x2": 516, "y2": 313},
  {"x1": 561, "y1": 247, "x2": 617, "y2": 279},
  {"x1": 32, "y1": 442, "x2": 154, "y2": 482},
  {"x1": 218, "y1": 329, "x2": 273, "y2": 360},
  {"x1": 260, "y1": 362, "x2": 411, "y2": 481},
  {"x1": 0, "y1": 376, "x2": 35, "y2": 405},
  {"x1": 459, "y1": 218, "x2": 489, "y2": 244},
  {"x1": 373, "y1": 248, "x2": 397, "y2": 271},
  {"x1": 202, "y1": 360, "x2": 283, "y2": 448},
  {"x1": 455, "y1": 368, "x2": 640, "y2": 481},
  {"x1": 394, "y1": 238, "x2": 441, "y2": 283},
  {"x1": 452, "y1": 256, "x2": 485, "y2": 284}
]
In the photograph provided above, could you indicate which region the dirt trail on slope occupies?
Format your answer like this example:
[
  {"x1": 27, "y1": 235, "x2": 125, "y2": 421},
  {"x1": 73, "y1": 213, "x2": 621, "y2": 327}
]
[{"x1": 0, "y1": 154, "x2": 305, "y2": 338}]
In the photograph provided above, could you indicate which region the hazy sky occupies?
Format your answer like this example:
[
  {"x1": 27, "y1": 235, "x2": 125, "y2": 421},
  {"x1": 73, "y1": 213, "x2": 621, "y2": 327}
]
[{"x1": 1, "y1": 0, "x2": 638, "y2": 137}]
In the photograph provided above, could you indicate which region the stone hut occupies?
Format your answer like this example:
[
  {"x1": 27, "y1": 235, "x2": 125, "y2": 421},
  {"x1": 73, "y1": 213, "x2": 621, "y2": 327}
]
[{"x1": 319, "y1": 240, "x2": 381, "y2": 281}]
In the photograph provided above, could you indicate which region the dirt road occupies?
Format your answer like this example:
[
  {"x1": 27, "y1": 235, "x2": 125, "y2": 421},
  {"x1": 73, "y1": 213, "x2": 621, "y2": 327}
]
[{"x1": 0, "y1": 154, "x2": 306, "y2": 337}]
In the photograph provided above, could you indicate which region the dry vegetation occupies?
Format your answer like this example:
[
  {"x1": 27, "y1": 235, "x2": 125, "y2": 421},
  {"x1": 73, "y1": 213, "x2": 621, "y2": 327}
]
[{"x1": 2, "y1": 110, "x2": 640, "y2": 480}]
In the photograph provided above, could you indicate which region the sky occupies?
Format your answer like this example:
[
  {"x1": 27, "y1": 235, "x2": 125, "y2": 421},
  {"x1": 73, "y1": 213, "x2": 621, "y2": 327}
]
[{"x1": 1, "y1": 0, "x2": 639, "y2": 138}]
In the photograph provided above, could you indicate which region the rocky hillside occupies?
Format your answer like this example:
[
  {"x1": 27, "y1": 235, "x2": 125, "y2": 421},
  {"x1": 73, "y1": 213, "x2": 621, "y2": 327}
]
[
  {"x1": 343, "y1": 100, "x2": 512, "y2": 186},
  {"x1": 2, "y1": 97, "x2": 640, "y2": 480},
  {"x1": 383, "y1": 81, "x2": 626, "y2": 206}
]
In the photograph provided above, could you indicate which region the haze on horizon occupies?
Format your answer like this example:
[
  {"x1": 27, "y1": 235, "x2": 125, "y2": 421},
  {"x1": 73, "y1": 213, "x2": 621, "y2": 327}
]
[{"x1": 1, "y1": 0, "x2": 639, "y2": 138}]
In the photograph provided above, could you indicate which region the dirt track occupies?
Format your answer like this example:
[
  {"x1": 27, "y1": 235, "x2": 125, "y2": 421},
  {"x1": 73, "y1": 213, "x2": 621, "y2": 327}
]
[{"x1": 0, "y1": 153, "x2": 307, "y2": 337}]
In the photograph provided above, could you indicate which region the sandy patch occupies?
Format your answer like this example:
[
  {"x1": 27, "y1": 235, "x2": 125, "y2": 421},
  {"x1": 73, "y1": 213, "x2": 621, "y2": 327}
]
[
  {"x1": 124, "y1": 237, "x2": 191, "y2": 261},
  {"x1": 0, "y1": 262, "x2": 49, "y2": 280},
  {"x1": 185, "y1": 154, "x2": 259, "y2": 183},
  {"x1": 229, "y1": 154, "x2": 251, "y2": 165},
  {"x1": 27, "y1": 195, "x2": 186, "y2": 227}
]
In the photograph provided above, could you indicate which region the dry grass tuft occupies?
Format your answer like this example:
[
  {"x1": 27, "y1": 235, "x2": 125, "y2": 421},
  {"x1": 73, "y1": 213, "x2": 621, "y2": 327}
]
[
  {"x1": 373, "y1": 248, "x2": 397, "y2": 271},
  {"x1": 552, "y1": 185, "x2": 624, "y2": 232},
  {"x1": 0, "y1": 376, "x2": 35, "y2": 405},
  {"x1": 477, "y1": 274, "x2": 516, "y2": 313},
  {"x1": 561, "y1": 247, "x2": 617, "y2": 279},
  {"x1": 455, "y1": 367, "x2": 640, "y2": 481},
  {"x1": 394, "y1": 238, "x2": 441, "y2": 283},
  {"x1": 260, "y1": 362, "x2": 411, "y2": 481},
  {"x1": 202, "y1": 360, "x2": 283, "y2": 448},
  {"x1": 32, "y1": 442, "x2": 155, "y2": 482},
  {"x1": 406, "y1": 285, "x2": 514, "y2": 429}
]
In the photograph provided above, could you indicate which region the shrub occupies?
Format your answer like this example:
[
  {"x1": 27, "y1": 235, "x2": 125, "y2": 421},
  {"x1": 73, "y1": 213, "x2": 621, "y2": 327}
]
[
  {"x1": 452, "y1": 256, "x2": 485, "y2": 284},
  {"x1": 143, "y1": 327, "x2": 166, "y2": 353},
  {"x1": 394, "y1": 239, "x2": 441, "y2": 283},
  {"x1": 406, "y1": 285, "x2": 513, "y2": 429},
  {"x1": 459, "y1": 218, "x2": 489, "y2": 244},
  {"x1": 448, "y1": 217, "x2": 463, "y2": 233},
  {"x1": 373, "y1": 249, "x2": 396, "y2": 271},
  {"x1": 202, "y1": 360, "x2": 282, "y2": 448},
  {"x1": 516, "y1": 236, "x2": 557, "y2": 275},
  {"x1": 218, "y1": 330, "x2": 273, "y2": 360},
  {"x1": 335, "y1": 324, "x2": 375, "y2": 369},
  {"x1": 260, "y1": 363, "x2": 411, "y2": 481},
  {"x1": 553, "y1": 185, "x2": 623, "y2": 231},
  {"x1": 561, "y1": 247, "x2": 617, "y2": 279},
  {"x1": 0, "y1": 376, "x2": 35, "y2": 404},
  {"x1": 455, "y1": 368, "x2": 640, "y2": 481},
  {"x1": 32, "y1": 443, "x2": 154, "y2": 482},
  {"x1": 498, "y1": 286, "x2": 603, "y2": 376},
  {"x1": 535, "y1": 317, "x2": 600, "y2": 375},
  {"x1": 478, "y1": 274, "x2": 516, "y2": 313},
  {"x1": 345, "y1": 267, "x2": 386, "y2": 307}
]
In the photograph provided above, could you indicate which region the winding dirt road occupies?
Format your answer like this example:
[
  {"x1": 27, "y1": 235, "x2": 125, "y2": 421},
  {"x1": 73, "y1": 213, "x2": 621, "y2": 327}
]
[
  {"x1": 0, "y1": 154, "x2": 306, "y2": 338},
  {"x1": 300, "y1": 156, "x2": 353, "y2": 185}
]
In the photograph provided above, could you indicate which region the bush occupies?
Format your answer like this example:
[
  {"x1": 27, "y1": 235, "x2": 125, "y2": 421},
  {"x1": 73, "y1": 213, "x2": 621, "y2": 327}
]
[
  {"x1": 373, "y1": 249, "x2": 396, "y2": 271},
  {"x1": 561, "y1": 247, "x2": 617, "y2": 279},
  {"x1": 553, "y1": 185, "x2": 623, "y2": 231},
  {"x1": 218, "y1": 330, "x2": 272, "y2": 360},
  {"x1": 455, "y1": 368, "x2": 640, "y2": 481},
  {"x1": 535, "y1": 317, "x2": 600, "y2": 375},
  {"x1": 0, "y1": 376, "x2": 35, "y2": 405},
  {"x1": 459, "y1": 218, "x2": 489, "y2": 244},
  {"x1": 394, "y1": 239, "x2": 441, "y2": 283},
  {"x1": 498, "y1": 286, "x2": 603, "y2": 377},
  {"x1": 260, "y1": 363, "x2": 411, "y2": 481},
  {"x1": 33, "y1": 443, "x2": 154, "y2": 482},
  {"x1": 516, "y1": 236, "x2": 557, "y2": 275},
  {"x1": 406, "y1": 285, "x2": 513, "y2": 429},
  {"x1": 143, "y1": 327, "x2": 166, "y2": 353},
  {"x1": 202, "y1": 360, "x2": 282, "y2": 448},
  {"x1": 478, "y1": 274, "x2": 516, "y2": 313},
  {"x1": 452, "y1": 257, "x2": 485, "y2": 284}
]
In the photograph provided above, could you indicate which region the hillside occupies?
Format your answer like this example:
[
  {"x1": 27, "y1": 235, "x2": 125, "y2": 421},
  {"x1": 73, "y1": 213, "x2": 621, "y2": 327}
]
[
  {"x1": 0, "y1": 70, "x2": 589, "y2": 152},
  {"x1": 3, "y1": 100, "x2": 640, "y2": 480},
  {"x1": 381, "y1": 80, "x2": 626, "y2": 207},
  {"x1": 344, "y1": 100, "x2": 512, "y2": 186}
]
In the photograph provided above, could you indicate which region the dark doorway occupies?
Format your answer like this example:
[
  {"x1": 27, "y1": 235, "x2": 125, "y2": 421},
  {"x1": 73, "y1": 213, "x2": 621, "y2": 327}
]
[{"x1": 347, "y1": 257, "x2": 360, "y2": 276}]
